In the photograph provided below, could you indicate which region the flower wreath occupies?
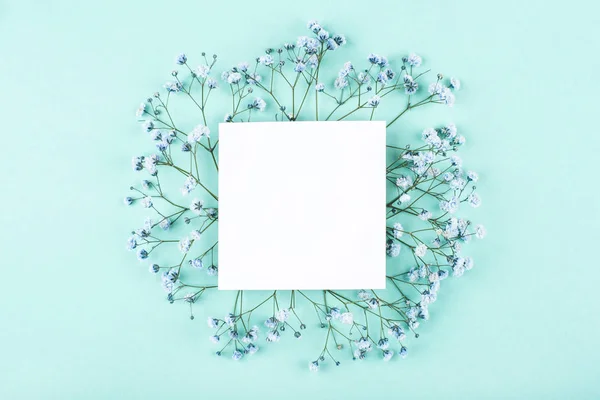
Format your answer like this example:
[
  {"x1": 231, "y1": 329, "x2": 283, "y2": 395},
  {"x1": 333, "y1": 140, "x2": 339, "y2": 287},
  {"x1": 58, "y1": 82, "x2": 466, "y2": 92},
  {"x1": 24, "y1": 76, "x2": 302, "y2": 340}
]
[{"x1": 125, "y1": 20, "x2": 485, "y2": 371}]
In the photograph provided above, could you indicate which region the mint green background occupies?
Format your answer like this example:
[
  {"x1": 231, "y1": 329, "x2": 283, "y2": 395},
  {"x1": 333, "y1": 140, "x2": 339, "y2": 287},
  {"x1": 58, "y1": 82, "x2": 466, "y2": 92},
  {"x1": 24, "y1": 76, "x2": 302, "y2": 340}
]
[{"x1": 1, "y1": 0, "x2": 599, "y2": 398}]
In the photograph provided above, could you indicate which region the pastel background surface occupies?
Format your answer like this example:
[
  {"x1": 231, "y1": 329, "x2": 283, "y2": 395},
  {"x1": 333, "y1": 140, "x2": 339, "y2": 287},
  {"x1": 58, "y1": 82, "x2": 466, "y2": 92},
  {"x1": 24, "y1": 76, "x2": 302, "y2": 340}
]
[{"x1": 1, "y1": 0, "x2": 599, "y2": 398}]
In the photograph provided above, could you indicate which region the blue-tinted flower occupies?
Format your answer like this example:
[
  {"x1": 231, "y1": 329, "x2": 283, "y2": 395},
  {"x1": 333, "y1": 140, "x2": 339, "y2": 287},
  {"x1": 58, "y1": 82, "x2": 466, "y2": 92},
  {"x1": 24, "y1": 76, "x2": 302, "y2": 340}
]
[
  {"x1": 468, "y1": 193, "x2": 482, "y2": 208},
  {"x1": 294, "y1": 62, "x2": 306, "y2": 73},
  {"x1": 136, "y1": 103, "x2": 145, "y2": 118},
  {"x1": 403, "y1": 75, "x2": 418, "y2": 94},
  {"x1": 141, "y1": 196, "x2": 153, "y2": 208},
  {"x1": 475, "y1": 224, "x2": 486, "y2": 239},
  {"x1": 266, "y1": 330, "x2": 280, "y2": 342},
  {"x1": 207, "y1": 317, "x2": 219, "y2": 328},
  {"x1": 164, "y1": 81, "x2": 182, "y2": 92},
  {"x1": 467, "y1": 171, "x2": 479, "y2": 182},
  {"x1": 450, "y1": 77, "x2": 461, "y2": 90},
  {"x1": 393, "y1": 222, "x2": 403, "y2": 238},
  {"x1": 178, "y1": 237, "x2": 191, "y2": 253},
  {"x1": 246, "y1": 343, "x2": 258, "y2": 354},
  {"x1": 258, "y1": 55, "x2": 274, "y2": 66},
  {"x1": 334, "y1": 77, "x2": 348, "y2": 89},
  {"x1": 207, "y1": 78, "x2": 218, "y2": 89},
  {"x1": 399, "y1": 346, "x2": 408, "y2": 358},
  {"x1": 126, "y1": 236, "x2": 137, "y2": 251},
  {"x1": 123, "y1": 196, "x2": 133, "y2": 206},
  {"x1": 206, "y1": 265, "x2": 218, "y2": 276},
  {"x1": 386, "y1": 241, "x2": 401, "y2": 257},
  {"x1": 317, "y1": 28, "x2": 329, "y2": 41},
  {"x1": 159, "y1": 218, "x2": 170, "y2": 231},
  {"x1": 326, "y1": 38, "x2": 338, "y2": 50},
  {"x1": 187, "y1": 124, "x2": 210, "y2": 143},
  {"x1": 190, "y1": 198, "x2": 204, "y2": 214},
  {"x1": 367, "y1": 95, "x2": 381, "y2": 107},
  {"x1": 175, "y1": 53, "x2": 187, "y2": 65},
  {"x1": 249, "y1": 97, "x2": 266, "y2": 111},
  {"x1": 407, "y1": 53, "x2": 422, "y2": 67},
  {"x1": 396, "y1": 175, "x2": 413, "y2": 190},
  {"x1": 196, "y1": 64, "x2": 210, "y2": 78},
  {"x1": 225, "y1": 71, "x2": 242, "y2": 84},
  {"x1": 309, "y1": 361, "x2": 319, "y2": 372},
  {"x1": 383, "y1": 350, "x2": 394, "y2": 361},
  {"x1": 137, "y1": 248, "x2": 148, "y2": 261},
  {"x1": 440, "y1": 196, "x2": 459, "y2": 213},
  {"x1": 232, "y1": 350, "x2": 243, "y2": 360},
  {"x1": 181, "y1": 175, "x2": 197, "y2": 195}
]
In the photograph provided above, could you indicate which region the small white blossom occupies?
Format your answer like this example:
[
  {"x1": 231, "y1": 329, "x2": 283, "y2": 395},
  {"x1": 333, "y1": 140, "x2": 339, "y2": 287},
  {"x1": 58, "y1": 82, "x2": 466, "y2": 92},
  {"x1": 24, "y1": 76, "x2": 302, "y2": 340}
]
[{"x1": 414, "y1": 243, "x2": 427, "y2": 258}]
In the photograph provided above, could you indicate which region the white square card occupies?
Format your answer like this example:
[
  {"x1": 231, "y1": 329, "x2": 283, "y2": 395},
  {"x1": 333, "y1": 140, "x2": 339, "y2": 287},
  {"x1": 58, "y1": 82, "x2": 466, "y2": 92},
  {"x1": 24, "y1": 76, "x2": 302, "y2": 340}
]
[{"x1": 218, "y1": 121, "x2": 386, "y2": 290}]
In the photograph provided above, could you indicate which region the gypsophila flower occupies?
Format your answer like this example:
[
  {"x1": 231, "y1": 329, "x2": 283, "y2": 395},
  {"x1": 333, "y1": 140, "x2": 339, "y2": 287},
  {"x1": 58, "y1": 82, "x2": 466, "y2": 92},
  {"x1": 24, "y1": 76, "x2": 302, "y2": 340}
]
[
  {"x1": 383, "y1": 350, "x2": 394, "y2": 361},
  {"x1": 176, "y1": 53, "x2": 187, "y2": 65},
  {"x1": 467, "y1": 171, "x2": 479, "y2": 182},
  {"x1": 468, "y1": 193, "x2": 482, "y2": 208},
  {"x1": 136, "y1": 248, "x2": 148, "y2": 261},
  {"x1": 266, "y1": 330, "x2": 281, "y2": 342},
  {"x1": 407, "y1": 53, "x2": 422, "y2": 67},
  {"x1": 206, "y1": 265, "x2": 218, "y2": 276},
  {"x1": 258, "y1": 55, "x2": 274, "y2": 66},
  {"x1": 190, "y1": 198, "x2": 204, "y2": 214},
  {"x1": 226, "y1": 72, "x2": 242, "y2": 84},
  {"x1": 393, "y1": 222, "x2": 404, "y2": 238},
  {"x1": 207, "y1": 317, "x2": 219, "y2": 329},
  {"x1": 178, "y1": 237, "x2": 192, "y2": 253},
  {"x1": 141, "y1": 196, "x2": 153, "y2": 208},
  {"x1": 440, "y1": 196, "x2": 460, "y2": 213},
  {"x1": 340, "y1": 312, "x2": 354, "y2": 325},
  {"x1": 136, "y1": 103, "x2": 145, "y2": 118},
  {"x1": 275, "y1": 309, "x2": 290, "y2": 322},
  {"x1": 386, "y1": 241, "x2": 401, "y2": 257},
  {"x1": 232, "y1": 350, "x2": 243, "y2": 361},
  {"x1": 196, "y1": 64, "x2": 210, "y2": 78},
  {"x1": 398, "y1": 193, "x2": 411, "y2": 204},
  {"x1": 403, "y1": 75, "x2": 418, "y2": 94},
  {"x1": 309, "y1": 361, "x2": 319, "y2": 372},
  {"x1": 246, "y1": 343, "x2": 259, "y2": 354},
  {"x1": 188, "y1": 124, "x2": 210, "y2": 143},
  {"x1": 159, "y1": 218, "x2": 170, "y2": 230},
  {"x1": 207, "y1": 78, "x2": 218, "y2": 89},
  {"x1": 414, "y1": 243, "x2": 427, "y2": 258},
  {"x1": 181, "y1": 175, "x2": 197, "y2": 196},
  {"x1": 249, "y1": 97, "x2": 266, "y2": 111},
  {"x1": 357, "y1": 289, "x2": 371, "y2": 300},
  {"x1": 396, "y1": 175, "x2": 413, "y2": 190},
  {"x1": 164, "y1": 81, "x2": 181, "y2": 92},
  {"x1": 368, "y1": 95, "x2": 381, "y2": 107},
  {"x1": 334, "y1": 77, "x2": 348, "y2": 90},
  {"x1": 126, "y1": 237, "x2": 137, "y2": 251},
  {"x1": 450, "y1": 77, "x2": 461, "y2": 90},
  {"x1": 475, "y1": 224, "x2": 486, "y2": 239}
]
